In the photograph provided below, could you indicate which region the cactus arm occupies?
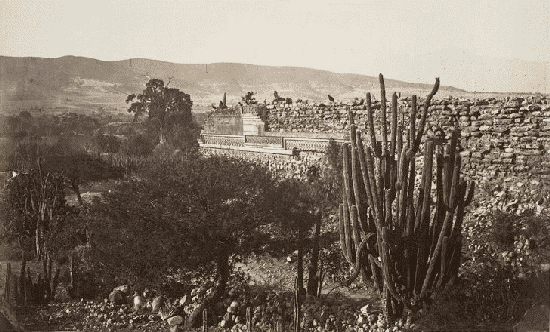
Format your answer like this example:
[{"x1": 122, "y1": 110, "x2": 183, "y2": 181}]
[
  {"x1": 444, "y1": 130, "x2": 459, "y2": 203},
  {"x1": 379, "y1": 74, "x2": 388, "y2": 155},
  {"x1": 365, "y1": 146, "x2": 382, "y2": 227},
  {"x1": 396, "y1": 146, "x2": 409, "y2": 230},
  {"x1": 366, "y1": 93, "x2": 381, "y2": 157},
  {"x1": 349, "y1": 116, "x2": 366, "y2": 235},
  {"x1": 350, "y1": 205, "x2": 362, "y2": 257},
  {"x1": 343, "y1": 197, "x2": 354, "y2": 263},
  {"x1": 344, "y1": 233, "x2": 376, "y2": 286},
  {"x1": 379, "y1": 226, "x2": 402, "y2": 302},
  {"x1": 390, "y1": 92, "x2": 398, "y2": 157},
  {"x1": 342, "y1": 144, "x2": 355, "y2": 207},
  {"x1": 430, "y1": 151, "x2": 446, "y2": 254},
  {"x1": 416, "y1": 141, "x2": 434, "y2": 232},
  {"x1": 409, "y1": 96, "x2": 417, "y2": 151},
  {"x1": 414, "y1": 140, "x2": 435, "y2": 293},
  {"x1": 412, "y1": 78, "x2": 440, "y2": 153},
  {"x1": 339, "y1": 203, "x2": 350, "y2": 263},
  {"x1": 420, "y1": 155, "x2": 461, "y2": 299},
  {"x1": 405, "y1": 157, "x2": 416, "y2": 236},
  {"x1": 357, "y1": 133, "x2": 377, "y2": 229},
  {"x1": 369, "y1": 254, "x2": 384, "y2": 293}
]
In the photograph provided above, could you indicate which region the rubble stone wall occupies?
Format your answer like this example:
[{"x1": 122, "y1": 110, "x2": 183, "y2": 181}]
[
  {"x1": 265, "y1": 96, "x2": 550, "y2": 196},
  {"x1": 203, "y1": 96, "x2": 550, "y2": 203}
]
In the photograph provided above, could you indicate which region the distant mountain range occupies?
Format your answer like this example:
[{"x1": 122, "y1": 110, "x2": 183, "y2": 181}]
[{"x1": 0, "y1": 55, "x2": 470, "y2": 114}]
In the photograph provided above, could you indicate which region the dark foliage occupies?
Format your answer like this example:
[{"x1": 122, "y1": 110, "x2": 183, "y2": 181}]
[
  {"x1": 94, "y1": 133, "x2": 121, "y2": 154},
  {"x1": 82, "y1": 155, "x2": 280, "y2": 288},
  {"x1": 126, "y1": 79, "x2": 199, "y2": 153}
]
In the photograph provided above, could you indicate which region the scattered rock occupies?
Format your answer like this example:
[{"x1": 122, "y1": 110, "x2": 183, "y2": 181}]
[
  {"x1": 167, "y1": 315, "x2": 184, "y2": 326},
  {"x1": 151, "y1": 296, "x2": 164, "y2": 313},
  {"x1": 113, "y1": 284, "x2": 129, "y2": 294},
  {"x1": 133, "y1": 294, "x2": 144, "y2": 311}
]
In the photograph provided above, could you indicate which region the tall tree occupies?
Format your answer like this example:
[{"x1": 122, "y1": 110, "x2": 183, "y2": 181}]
[{"x1": 126, "y1": 79, "x2": 198, "y2": 150}]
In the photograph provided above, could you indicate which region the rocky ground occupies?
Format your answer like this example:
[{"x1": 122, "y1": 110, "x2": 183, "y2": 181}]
[
  {"x1": 11, "y1": 250, "x2": 526, "y2": 332},
  {"x1": 8, "y1": 181, "x2": 549, "y2": 332},
  {"x1": 12, "y1": 253, "x2": 413, "y2": 332}
]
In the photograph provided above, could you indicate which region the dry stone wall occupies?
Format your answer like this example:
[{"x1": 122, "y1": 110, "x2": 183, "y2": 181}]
[
  {"x1": 200, "y1": 147, "x2": 323, "y2": 181},
  {"x1": 264, "y1": 97, "x2": 550, "y2": 194},
  {"x1": 201, "y1": 96, "x2": 550, "y2": 206}
]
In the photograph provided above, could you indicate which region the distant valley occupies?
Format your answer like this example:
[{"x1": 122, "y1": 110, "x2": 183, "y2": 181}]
[{"x1": 0, "y1": 55, "x2": 476, "y2": 116}]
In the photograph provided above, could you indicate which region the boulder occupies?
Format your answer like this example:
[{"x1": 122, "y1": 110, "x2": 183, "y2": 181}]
[
  {"x1": 133, "y1": 294, "x2": 144, "y2": 311},
  {"x1": 113, "y1": 284, "x2": 129, "y2": 294},
  {"x1": 151, "y1": 296, "x2": 164, "y2": 313},
  {"x1": 109, "y1": 290, "x2": 125, "y2": 305},
  {"x1": 167, "y1": 315, "x2": 184, "y2": 326}
]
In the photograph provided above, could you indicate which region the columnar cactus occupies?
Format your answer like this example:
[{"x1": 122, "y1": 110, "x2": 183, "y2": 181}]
[{"x1": 339, "y1": 74, "x2": 474, "y2": 319}]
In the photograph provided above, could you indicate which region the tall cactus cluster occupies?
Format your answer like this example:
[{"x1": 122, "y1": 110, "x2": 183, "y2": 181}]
[{"x1": 339, "y1": 74, "x2": 474, "y2": 319}]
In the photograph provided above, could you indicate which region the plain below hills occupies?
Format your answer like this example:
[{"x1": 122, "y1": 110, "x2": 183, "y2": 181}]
[{"x1": 1, "y1": 55, "x2": 469, "y2": 115}]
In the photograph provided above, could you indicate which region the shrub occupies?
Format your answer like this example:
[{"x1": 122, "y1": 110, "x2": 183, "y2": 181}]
[
  {"x1": 94, "y1": 133, "x2": 121, "y2": 153},
  {"x1": 121, "y1": 133, "x2": 157, "y2": 157},
  {"x1": 450, "y1": 209, "x2": 550, "y2": 327}
]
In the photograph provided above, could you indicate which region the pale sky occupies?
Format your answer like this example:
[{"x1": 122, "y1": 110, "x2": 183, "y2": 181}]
[{"x1": 1, "y1": 0, "x2": 549, "y2": 92}]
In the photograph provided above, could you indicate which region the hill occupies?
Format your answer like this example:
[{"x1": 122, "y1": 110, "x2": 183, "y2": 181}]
[{"x1": 0, "y1": 55, "x2": 466, "y2": 114}]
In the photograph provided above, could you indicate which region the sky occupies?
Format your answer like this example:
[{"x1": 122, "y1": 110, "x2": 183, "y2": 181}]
[{"x1": 0, "y1": 0, "x2": 549, "y2": 93}]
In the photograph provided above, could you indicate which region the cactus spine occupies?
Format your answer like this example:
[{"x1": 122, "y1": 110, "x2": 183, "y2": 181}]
[{"x1": 338, "y1": 74, "x2": 474, "y2": 319}]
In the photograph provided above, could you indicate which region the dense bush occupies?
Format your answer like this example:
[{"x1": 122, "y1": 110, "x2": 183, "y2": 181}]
[
  {"x1": 421, "y1": 208, "x2": 550, "y2": 327},
  {"x1": 78, "y1": 155, "x2": 279, "y2": 287},
  {"x1": 120, "y1": 133, "x2": 157, "y2": 157},
  {"x1": 94, "y1": 133, "x2": 121, "y2": 153}
]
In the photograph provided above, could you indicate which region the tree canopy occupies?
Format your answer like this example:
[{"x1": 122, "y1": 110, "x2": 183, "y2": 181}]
[
  {"x1": 85, "y1": 155, "x2": 279, "y2": 283},
  {"x1": 126, "y1": 79, "x2": 198, "y2": 151},
  {"x1": 4, "y1": 136, "x2": 123, "y2": 205}
]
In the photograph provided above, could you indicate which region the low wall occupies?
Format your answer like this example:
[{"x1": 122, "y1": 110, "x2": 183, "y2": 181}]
[{"x1": 200, "y1": 146, "x2": 323, "y2": 180}]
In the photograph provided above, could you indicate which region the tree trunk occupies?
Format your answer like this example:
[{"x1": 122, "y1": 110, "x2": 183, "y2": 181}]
[
  {"x1": 306, "y1": 213, "x2": 321, "y2": 296},
  {"x1": 186, "y1": 249, "x2": 231, "y2": 328},
  {"x1": 296, "y1": 227, "x2": 305, "y2": 294},
  {"x1": 71, "y1": 182, "x2": 83, "y2": 206},
  {"x1": 20, "y1": 252, "x2": 26, "y2": 306}
]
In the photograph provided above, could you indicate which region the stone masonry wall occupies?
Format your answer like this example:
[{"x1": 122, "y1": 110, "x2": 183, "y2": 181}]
[
  {"x1": 200, "y1": 146, "x2": 324, "y2": 181},
  {"x1": 201, "y1": 95, "x2": 550, "y2": 209},
  {"x1": 263, "y1": 96, "x2": 550, "y2": 197}
]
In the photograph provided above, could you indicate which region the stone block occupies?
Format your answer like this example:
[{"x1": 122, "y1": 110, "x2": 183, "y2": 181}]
[
  {"x1": 494, "y1": 118, "x2": 513, "y2": 124},
  {"x1": 167, "y1": 315, "x2": 184, "y2": 325},
  {"x1": 479, "y1": 125, "x2": 492, "y2": 132}
]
